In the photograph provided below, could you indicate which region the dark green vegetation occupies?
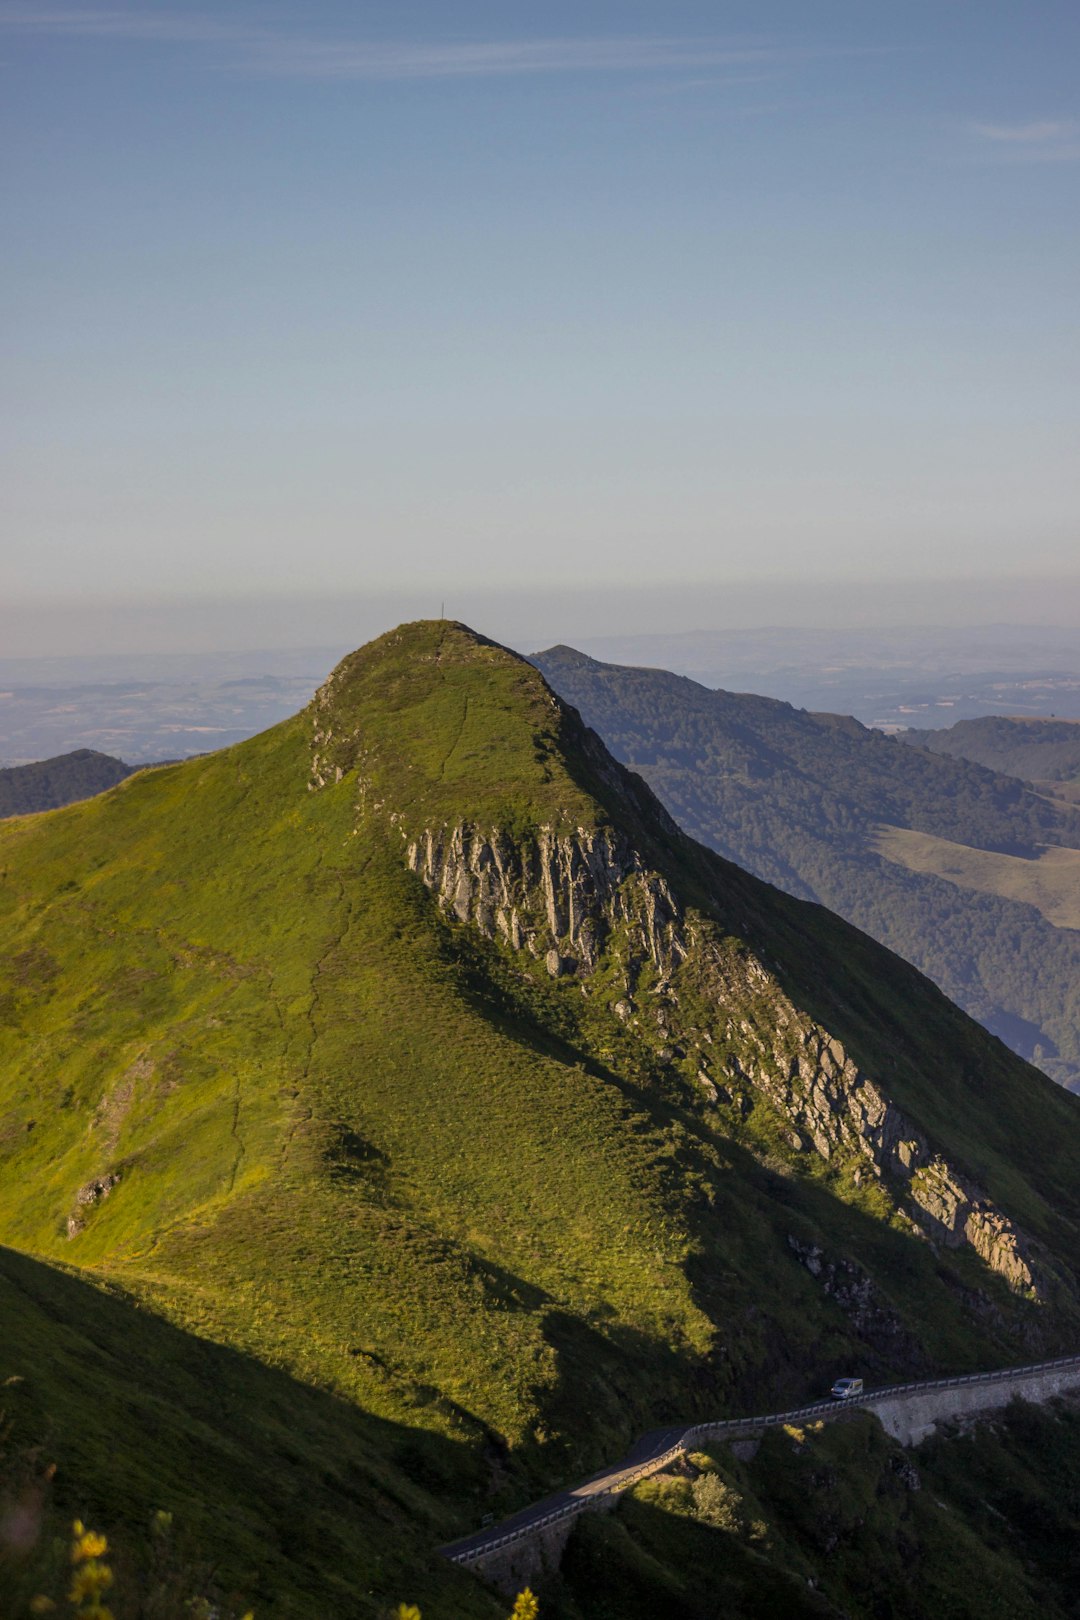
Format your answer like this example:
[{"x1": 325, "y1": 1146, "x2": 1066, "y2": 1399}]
[
  {"x1": 534, "y1": 646, "x2": 1080, "y2": 1090},
  {"x1": 552, "y1": 1397, "x2": 1080, "y2": 1620},
  {"x1": 0, "y1": 749, "x2": 132, "y2": 817},
  {"x1": 3, "y1": 622, "x2": 1080, "y2": 1616},
  {"x1": 0, "y1": 1245, "x2": 490, "y2": 1619},
  {"x1": 906, "y1": 714, "x2": 1080, "y2": 791}
]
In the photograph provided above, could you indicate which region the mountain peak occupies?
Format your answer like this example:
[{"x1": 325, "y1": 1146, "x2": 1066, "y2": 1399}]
[
  {"x1": 530, "y1": 643, "x2": 601, "y2": 669},
  {"x1": 307, "y1": 618, "x2": 606, "y2": 837},
  {"x1": 315, "y1": 617, "x2": 522, "y2": 699}
]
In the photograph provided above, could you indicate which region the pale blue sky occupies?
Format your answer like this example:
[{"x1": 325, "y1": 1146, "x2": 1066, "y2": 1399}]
[{"x1": 1, "y1": 2, "x2": 1078, "y2": 652}]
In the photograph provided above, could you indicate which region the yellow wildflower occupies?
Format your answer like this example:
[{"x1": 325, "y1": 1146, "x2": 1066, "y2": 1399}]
[
  {"x1": 509, "y1": 1590, "x2": 539, "y2": 1620},
  {"x1": 393, "y1": 1606, "x2": 423, "y2": 1620},
  {"x1": 69, "y1": 1560, "x2": 114, "y2": 1603},
  {"x1": 71, "y1": 1528, "x2": 109, "y2": 1562}
]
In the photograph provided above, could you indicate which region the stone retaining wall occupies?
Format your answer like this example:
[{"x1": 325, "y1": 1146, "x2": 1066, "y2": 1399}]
[{"x1": 867, "y1": 1359, "x2": 1080, "y2": 1445}]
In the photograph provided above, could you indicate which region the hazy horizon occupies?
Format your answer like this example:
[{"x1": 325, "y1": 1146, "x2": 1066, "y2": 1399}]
[
  {"x1": 4, "y1": 607, "x2": 1079, "y2": 767},
  {"x1": 2, "y1": 574, "x2": 1080, "y2": 664}
]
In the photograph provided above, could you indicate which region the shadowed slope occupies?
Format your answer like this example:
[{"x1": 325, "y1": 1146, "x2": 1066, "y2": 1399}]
[
  {"x1": 906, "y1": 715, "x2": 1080, "y2": 787},
  {"x1": 0, "y1": 1245, "x2": 495, "y2": 1617}
]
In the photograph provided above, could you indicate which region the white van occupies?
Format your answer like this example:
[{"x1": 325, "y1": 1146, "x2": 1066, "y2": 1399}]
[{"x1": 830, "y1": 1377, "x2": 864, "y2": 1400}]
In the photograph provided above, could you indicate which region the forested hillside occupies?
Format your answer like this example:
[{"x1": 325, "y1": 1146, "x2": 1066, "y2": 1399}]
[
  {"x1": 905, "y1": 715, "x2": 1080, "y2": 788},
  {"x1": 0, "y1": 748, "x2": 132, "y2": 817},
  {"x1": 534, "y1": 647, "x2": 1080, "y2": 1091}
]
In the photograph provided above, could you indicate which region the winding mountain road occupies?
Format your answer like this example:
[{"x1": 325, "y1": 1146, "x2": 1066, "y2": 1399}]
[{"x1": 442, "y1": 1353, "x2": 1080, "y2": 1570}]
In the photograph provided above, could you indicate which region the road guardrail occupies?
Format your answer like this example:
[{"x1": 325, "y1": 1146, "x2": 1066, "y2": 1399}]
[{"x1": 442, "y1": 1353, "x2": 1080, "y2": 1566}]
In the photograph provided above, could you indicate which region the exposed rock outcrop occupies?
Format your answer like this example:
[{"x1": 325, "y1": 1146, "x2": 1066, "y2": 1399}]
[
  {"x1": 76, "y1": 1171, "x2": 120, "y2": 1206},
  {"x1": 735, "y1": 1023, "x2": 1038, "y2": 1294},
  {"x1": 405, "y1": 821, "x2": 685, "y2": 976},
  {"x1": 66, "y1": 1171, "x2": 121, "y2": 1238}
]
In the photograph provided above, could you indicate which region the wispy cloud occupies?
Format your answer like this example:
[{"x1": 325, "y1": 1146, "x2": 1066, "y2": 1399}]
[
  {"x1": 0, "y1": 6, "x2": 244, "y2": 46},
  {"x1": 0, "y1": 6, "x2": 848, "y2": 82},
  {"x1": 242, "y1": 37, "x2": 777, "y2": 82},
  {"x1": 973, "y1": 119, "x2": 1076, "y2": 143},
  {"x1": 970, "y1": 118, "x2": 1079, "y2": 161}
]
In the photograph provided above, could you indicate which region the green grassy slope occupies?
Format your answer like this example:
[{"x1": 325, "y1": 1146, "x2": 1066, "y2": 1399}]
[
  {"x1": 533, "y1": 645, "x2": 1080, "y2": 1090},
  {"x1": 3, "y1": 621, "x2": 1080, "y2": 1616},
  {"x1": 0, "y1": 749, "x2": 132, "y2": 817}
]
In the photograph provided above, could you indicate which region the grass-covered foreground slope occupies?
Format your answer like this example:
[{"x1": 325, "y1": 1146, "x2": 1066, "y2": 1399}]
[
  {"x1": 533, "y1": 645, "x2": 1080, "y2": 1090},
  {"x1": 0, "y1": 1244, "x2": 492, "y2": 1619},
  {"x1": 2, "y1": 621, "x2": 1080, "y2": 1616}
]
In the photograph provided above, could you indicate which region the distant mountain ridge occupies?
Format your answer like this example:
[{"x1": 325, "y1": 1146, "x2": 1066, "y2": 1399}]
[
  {"x1": 533, "y1": 645, "x2": 1080, "y2": 1091},
  {"x1": 905, "y1": 715, "x2": 1080, "y2": 788},
  {"x1": 0, "y1": 748, "x2": 132, "y2": 817}
]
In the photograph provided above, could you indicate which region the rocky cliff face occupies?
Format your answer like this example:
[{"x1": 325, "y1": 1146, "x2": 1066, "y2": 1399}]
[
  {"x1": 713, "y1": 1001, "x2": 1038, "y2": 1295},
  {"x1": 400, "y1": 815, "x2": 1041, "y2": 1301},
  {"x1": 404, "y1": 820, "x2": 684, "y2": 977}
]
